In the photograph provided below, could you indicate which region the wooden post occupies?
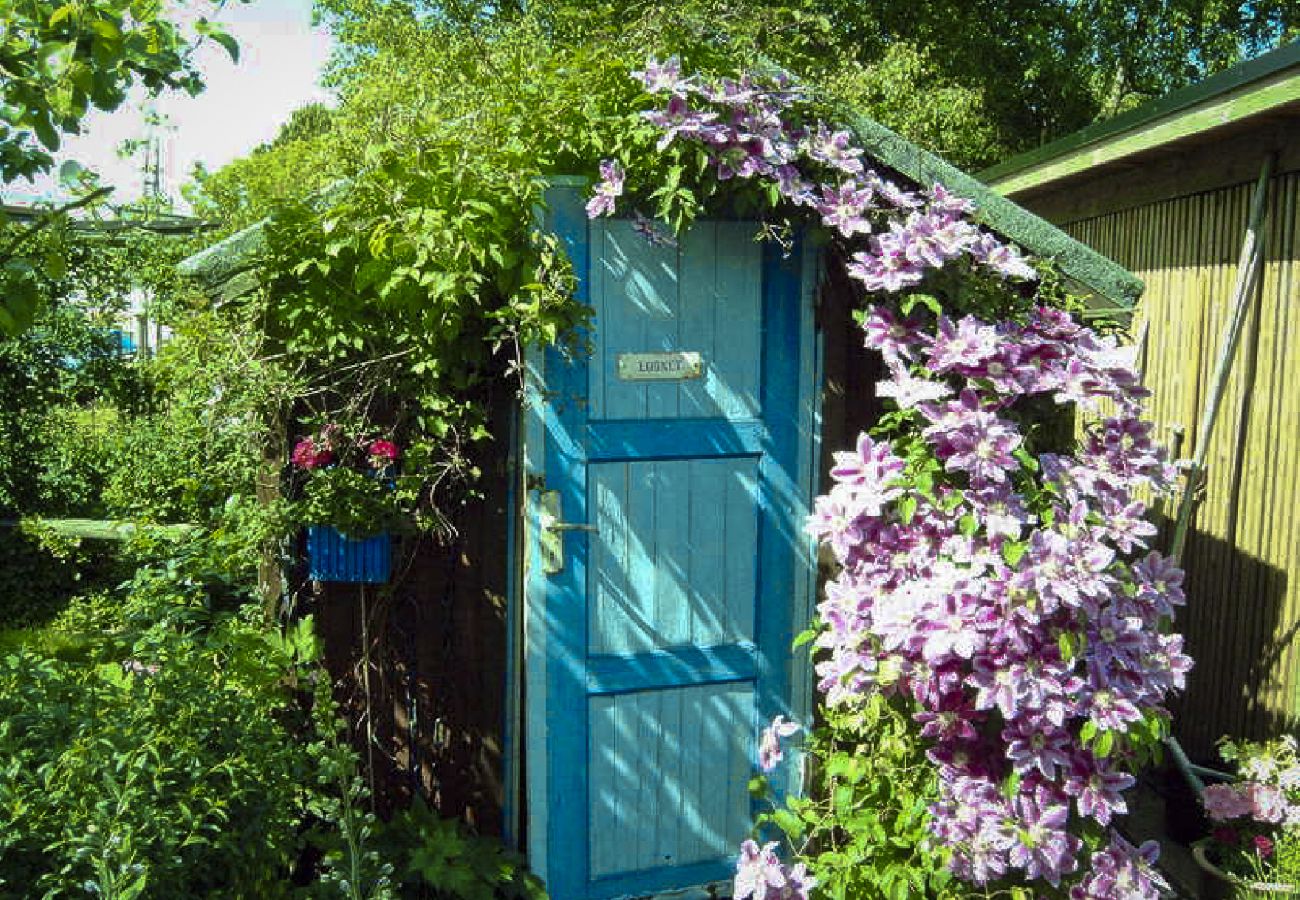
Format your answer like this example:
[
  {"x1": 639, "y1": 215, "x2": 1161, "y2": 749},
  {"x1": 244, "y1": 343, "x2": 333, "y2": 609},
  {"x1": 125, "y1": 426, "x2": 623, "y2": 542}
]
[
  {"x1": 134, "y1": 314, "x2": 149, "y2": 358},
  {"x1": 1133, "y1": 318, "x2": 1150, "y2": 379}
]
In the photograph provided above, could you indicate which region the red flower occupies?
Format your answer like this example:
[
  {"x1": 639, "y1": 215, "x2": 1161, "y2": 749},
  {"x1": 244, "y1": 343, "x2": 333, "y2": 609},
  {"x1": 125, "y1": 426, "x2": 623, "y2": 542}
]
[
  {"x1": 291, "y1": 438, "x2": 334, "y2": 470},
  {"x1": 1254, "y1": 835, "x2": 1275, "y2": 859},
  {"x1": 367, "y1": 439, "x2": 400, "y2": 465},
  {"x1": 1212, "y1": 827, "x2": 1239, "y2": 846}
]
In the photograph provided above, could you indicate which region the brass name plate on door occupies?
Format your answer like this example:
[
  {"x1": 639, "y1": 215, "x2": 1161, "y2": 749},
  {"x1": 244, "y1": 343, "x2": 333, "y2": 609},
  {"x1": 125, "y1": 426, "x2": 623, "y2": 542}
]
[{"x1": 616, "y1": 351, "x2": 704, "y2": 381}]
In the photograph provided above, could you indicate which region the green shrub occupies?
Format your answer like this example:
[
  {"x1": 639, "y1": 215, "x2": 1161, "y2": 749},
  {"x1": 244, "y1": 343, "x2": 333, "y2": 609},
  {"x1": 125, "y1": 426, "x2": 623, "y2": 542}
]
[
  {"x1": 0, "y1": 591, "x2": 319, "y2": 898},
  {"x1": 0, "y1": 524, "x2": 128, "y2": 630},
  {"x1": 381, "y1": 798, "x2": 544, "y2": 900}
]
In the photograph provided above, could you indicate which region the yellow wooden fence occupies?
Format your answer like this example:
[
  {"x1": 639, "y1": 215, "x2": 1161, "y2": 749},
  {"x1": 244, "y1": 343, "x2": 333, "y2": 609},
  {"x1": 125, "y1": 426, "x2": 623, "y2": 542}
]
[{"x1": 1066, "y1": 170, "x2": 1300, "y2": 758}]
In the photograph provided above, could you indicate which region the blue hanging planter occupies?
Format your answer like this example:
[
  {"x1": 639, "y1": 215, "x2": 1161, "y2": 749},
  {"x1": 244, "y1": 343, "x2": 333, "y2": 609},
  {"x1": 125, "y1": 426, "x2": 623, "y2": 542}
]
[{"x1": 306, "y1": 526, "x2": 392, "y2": 583}]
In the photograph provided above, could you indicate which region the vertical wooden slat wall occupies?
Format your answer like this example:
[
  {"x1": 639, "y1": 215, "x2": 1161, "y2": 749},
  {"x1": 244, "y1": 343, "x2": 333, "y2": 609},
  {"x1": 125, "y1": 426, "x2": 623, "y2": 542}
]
[{"x1": 1066, "y1": 170, "x2": 1300, "y2": 759}]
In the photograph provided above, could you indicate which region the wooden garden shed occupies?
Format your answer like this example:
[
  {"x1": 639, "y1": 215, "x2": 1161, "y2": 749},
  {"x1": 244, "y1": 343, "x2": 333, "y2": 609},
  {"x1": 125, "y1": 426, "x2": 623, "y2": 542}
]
[
  {"x1": 179, "y1": 113, "x2": 1139, "y2": 900},
  {"x1": 982, "y1": 40, "x2": 1300, "y2": 761}
]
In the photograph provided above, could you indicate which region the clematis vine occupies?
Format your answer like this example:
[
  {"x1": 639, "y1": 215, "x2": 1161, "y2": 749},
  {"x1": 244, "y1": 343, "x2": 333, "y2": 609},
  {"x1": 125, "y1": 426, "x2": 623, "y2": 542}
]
[
  {"x1": 585, "y1": 159, "x2": 624, "y2": 219},
  {"x1": 733, "y1": 840, "x2": 816, "y2": 900},
  {"x1": 593, "y1": 59, "x2": 1192, "y2": 898},
  {"x1": 758, "y1": 715, "x2": 800, "y2": 772}
]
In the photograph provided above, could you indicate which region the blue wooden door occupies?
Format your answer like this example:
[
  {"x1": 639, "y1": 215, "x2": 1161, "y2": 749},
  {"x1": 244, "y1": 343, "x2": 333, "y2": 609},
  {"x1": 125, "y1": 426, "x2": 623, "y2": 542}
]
[{"x1": 524, "y1": 181, "x2": 817, "y2": 900}]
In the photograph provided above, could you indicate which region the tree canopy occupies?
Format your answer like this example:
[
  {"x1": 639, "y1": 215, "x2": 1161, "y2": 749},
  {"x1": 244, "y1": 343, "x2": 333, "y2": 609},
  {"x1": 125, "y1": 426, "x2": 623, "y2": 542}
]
[
  {"x1": 189, "y1": 0, "x2": 1298, "y2": 233},
  {"x1": 0, "y1": 0, "x2": 240, "y2": 182},
  {"x1": 175, "y1": 0, "x2": 1298, "y2": 528},
  {"x1": 0, "y1": 0, "x2": 239, "y2": 336}
]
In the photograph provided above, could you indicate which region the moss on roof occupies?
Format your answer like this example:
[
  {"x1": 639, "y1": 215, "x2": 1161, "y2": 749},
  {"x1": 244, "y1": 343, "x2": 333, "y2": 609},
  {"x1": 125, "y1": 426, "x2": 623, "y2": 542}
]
[{"x1": 844, "y1": 114, "x2": 1143, "y2": 307}]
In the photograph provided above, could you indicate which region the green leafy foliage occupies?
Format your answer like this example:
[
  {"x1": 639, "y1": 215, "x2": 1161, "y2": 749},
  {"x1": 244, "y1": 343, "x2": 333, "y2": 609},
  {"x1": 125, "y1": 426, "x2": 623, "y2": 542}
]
[
  {"x1": 0, "y1": 0, "x2": 238, "y2": 182},
  {"x1": 299, "y1": 467, "x2": 404, "y2": 538},
  {"x1": 0, "y1": 0, "x2": 237, "y2": 335},
  {"x1": 0, "y1": 523, "x2": 129, "y2": 632},
  {"x1": 382, "y1": 797, "x2": 545, "y2": 900},
  {"x1": 0, "y1": 590, "x2": 318, "y2": 897},
  {"x1": 760, "y1": 693, "x2": 960, "y2": 899}
]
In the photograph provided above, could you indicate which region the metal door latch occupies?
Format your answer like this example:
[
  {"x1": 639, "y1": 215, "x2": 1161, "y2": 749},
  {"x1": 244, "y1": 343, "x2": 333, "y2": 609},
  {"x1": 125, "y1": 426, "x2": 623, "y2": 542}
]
[{"x1": 539, "y1": 490, "x2": 596, "y2": 575}]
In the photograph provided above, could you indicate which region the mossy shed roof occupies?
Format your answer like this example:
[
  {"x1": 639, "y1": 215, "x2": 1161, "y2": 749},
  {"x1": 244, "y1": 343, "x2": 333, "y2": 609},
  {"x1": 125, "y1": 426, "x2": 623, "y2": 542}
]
[{"x1": 179, "y1": 113, "x2": 1145, "y2": 308}]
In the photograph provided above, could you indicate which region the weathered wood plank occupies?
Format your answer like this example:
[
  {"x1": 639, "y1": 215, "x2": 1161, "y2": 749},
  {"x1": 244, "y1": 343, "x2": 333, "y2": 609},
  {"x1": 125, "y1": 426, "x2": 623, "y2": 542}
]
[
  {"x1": 0, "y1": 518, "x2": 199, "y2": 540},
  {"x1": 1014, "y1": 120, "x2": 1300, "y2": 225}
]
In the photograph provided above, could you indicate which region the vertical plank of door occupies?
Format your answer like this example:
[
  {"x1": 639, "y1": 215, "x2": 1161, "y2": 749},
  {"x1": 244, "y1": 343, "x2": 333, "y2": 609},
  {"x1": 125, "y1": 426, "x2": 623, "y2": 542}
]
[
  {"x1": 655, "y1": 460, "x2": 691, "y2": 647},
  {"x1": 589, "y1": 218, "x2": 608, "y2": 420},
  {"x1": 713, "y1": 223, "x2": 762, "y2": 419},
  {"x1": 626, "y1": 461, "x2": 657, "y2": 653},
  {"x1": 724, "y1": 683, "x2": 756, "y2": 848},
  {"x1": 588, "y1": 694, "x2": 615, "y2": 877},
  {"x1": 600, "y1": 223, "x2": 643, "y2": 419},
  {"x1": 726, "y1": 462, "x2": 760, "y2": 644},
  {"x1": 701, "y1": 687, "x2": 733, "y2": 857},
  {"x1": 533, "y1": 179, "x2": 593, "y2": 898},
  {"x1": 632, "y1": 689, "x2": 658, "y2": 871},
  {"x1": 755, "y1": 236, "x2": 804, "y2": 750},
  {"x1": 680, "y1": 222, "x2": 718, "y2": 418},
  {"x1": 590, "y1": 463, "x2": 631, "y2": 656},
  {"x1": 658, "y1": 687, "x2": 684, "y2": 869},
  {"x1": 638, "y1": 227, "x2": 682, "y2": 419}
]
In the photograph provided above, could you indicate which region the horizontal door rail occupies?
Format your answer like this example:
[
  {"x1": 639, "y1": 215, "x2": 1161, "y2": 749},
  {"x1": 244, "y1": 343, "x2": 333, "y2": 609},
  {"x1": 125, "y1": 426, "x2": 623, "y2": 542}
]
[
  {"x1": 586, "y1": 419, "x2": 767, "y2": 462},
  {"x1": 586, "y1": 642, "x2": 759, "y2": 694}
]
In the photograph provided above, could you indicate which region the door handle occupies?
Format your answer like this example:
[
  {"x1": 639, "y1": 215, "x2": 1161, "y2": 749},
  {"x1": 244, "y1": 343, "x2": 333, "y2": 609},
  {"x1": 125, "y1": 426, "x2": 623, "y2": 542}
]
[
  {"x1": 538, "y1": 490, "x2": 596, "y2": 575},
  {"x1": 541, "y1": 515, "x2": 598, "y2": 533}
]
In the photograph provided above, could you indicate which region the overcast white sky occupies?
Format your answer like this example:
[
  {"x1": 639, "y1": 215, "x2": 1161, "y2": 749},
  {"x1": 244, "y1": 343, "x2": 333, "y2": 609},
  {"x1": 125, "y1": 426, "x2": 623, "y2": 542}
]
[{"x1": 12, "y1": 0, "x2": 335, "y2": 210}]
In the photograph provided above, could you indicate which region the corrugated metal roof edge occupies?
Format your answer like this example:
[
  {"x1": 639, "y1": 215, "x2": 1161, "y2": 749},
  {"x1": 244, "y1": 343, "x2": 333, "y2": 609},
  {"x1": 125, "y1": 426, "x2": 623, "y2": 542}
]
[{"x1": 978, "y1": 39, "x2": 1300, "y2": 185}]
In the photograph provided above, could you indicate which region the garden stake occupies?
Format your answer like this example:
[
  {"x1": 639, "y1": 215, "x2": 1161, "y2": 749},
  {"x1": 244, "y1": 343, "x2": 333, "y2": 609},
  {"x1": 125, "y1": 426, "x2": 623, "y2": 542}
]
[
  {"x1": 1164, "y1": 154, "x2": 1275, "y2": 795},
  {"x1": 1133, "y1": 317, "x2": 1150, "y2": 378}
]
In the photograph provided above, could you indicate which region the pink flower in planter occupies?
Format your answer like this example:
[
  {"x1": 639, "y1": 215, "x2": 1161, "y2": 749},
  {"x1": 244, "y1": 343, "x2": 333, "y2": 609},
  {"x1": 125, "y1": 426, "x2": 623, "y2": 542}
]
[
  {"x1": 291, "y1": 438, "x2": 334, "y2": 470},
  {"x1": 1248, "y1": 782, "x2": 1288, "y2": 823},
  {"x1": 367, "y1": 439, "x2": 400, "y2": 466},
  {"x1": 1212, "y1": 826, "x2": 1239, "y2": 845},
  {"x1": 1254, "y1": 835, "x2": 1275, "y2": 858},
  {"x1": 1203, "y1": 783, "x2": 1254, "y2": 821}
]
